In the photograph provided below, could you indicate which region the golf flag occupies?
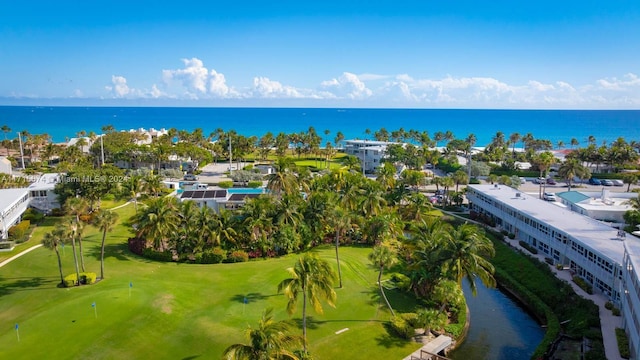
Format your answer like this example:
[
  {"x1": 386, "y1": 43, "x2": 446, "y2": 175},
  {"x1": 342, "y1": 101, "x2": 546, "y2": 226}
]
[
  {"x1": 243, "y1": 297, "x2": 248, "y2": 304},
  {"x1": 129, "y1": 282, "x2": 133, "y2": 288},
  {"x1": 15, "y1": 323, "x2": 19, "y2": 342},
  {"x1": 92, "y1": 302, "x2": 97, "y2": 318},
  {"x1": 15, "y1": 324, "x2": 18, "y2": 330},
  {"x1": 91, "y1": 302, "x2": 96, "y2": 307}
]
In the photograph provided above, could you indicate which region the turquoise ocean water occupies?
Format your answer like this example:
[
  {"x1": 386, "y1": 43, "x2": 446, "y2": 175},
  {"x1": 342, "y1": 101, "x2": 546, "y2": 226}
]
[{"x1": 1, "y1": 106, "x2": 638, "y2": 147}]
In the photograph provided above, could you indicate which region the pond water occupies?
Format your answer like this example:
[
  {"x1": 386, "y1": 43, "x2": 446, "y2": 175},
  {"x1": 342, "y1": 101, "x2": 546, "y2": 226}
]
[{"x1": 449, "y1": 280, "x2": 545, "y2": 360}]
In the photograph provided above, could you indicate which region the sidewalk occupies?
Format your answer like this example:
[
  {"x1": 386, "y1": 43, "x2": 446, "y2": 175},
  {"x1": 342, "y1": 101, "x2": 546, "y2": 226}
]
[
  {"x1": 0, "y1": 244, "x2": 43, "y2": 268},
  {"x1": 502, "y1": 236, "x2": 623, "y2": 360}
]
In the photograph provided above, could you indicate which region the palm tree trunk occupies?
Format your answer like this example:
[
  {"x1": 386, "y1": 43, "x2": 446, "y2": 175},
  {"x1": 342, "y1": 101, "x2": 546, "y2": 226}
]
[
  {"x1": 100, "y1": 231, "x2": 107, "y2": 279},
  {"x1": 78, "y1": 235, "x2": 86, "y2": 272},
  {"x1": 378, "y1": 266, "x2": 395, "y2": 317},
  {"x1": 55, "y1": 247, "x2": 65, "y2": 286},
  {"x1": 71, "y1": 236, "x2": 80, "y2": 285},
  {"x1": 335, "y1": 231, "x2": 343, "y2": 288},
  {"x1": 302, "y1": 280, "x2": 308, "y2": 354}
]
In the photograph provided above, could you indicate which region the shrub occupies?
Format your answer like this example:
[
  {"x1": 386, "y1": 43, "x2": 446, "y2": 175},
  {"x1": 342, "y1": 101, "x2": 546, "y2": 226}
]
[
  {"x1": 518, "y1": 240, "x2": 538, "y2": 254},
  {"x1": 0, "y1": 242, "x2": 14, "y2": 250},
  {"x1": 8, "y1": 220, "x2": 31, "y2": 241},
  {"x1": 612, "y1": 307, "x2": 621, "y2": 316},
  {"x1": 22, "y1": 208, "x2": 44, "y2": 223},
  {"x1": 400, "y1": 312, "x2": 419, "y2": 328},
  {"x1": 218, "y1": 181, "x2": 233, "y2": 188},
  {"x1": 389, "y1": 316, "x2": 414, "y2": 340},
  {"x1": 102, "y1": 193, "x2": 115, "y2": 201},
  {"x1": 64, "y1": 273, "x2": 77, "y2": 287},
  {"x1": 572, "y1": 276, "x2": 593, "y2": 294},
  {"x1": 507, "y1": 233, "x2": 515, "y2": 239},
  {"x1": 80, "y1": 272, "x2": 97, "y2": 284},
  {"x1": 127, "y1": 238, "x2": 146, "y2": 256},
  {"x1": 247, "y1": 181, "x2": 262, "y2": 188},
  {"x1": 50, "y1": 208, "x2": 64, "y2": 216},
  {"x1": 228, "y1": 250, "x2": 249, "y2": 263},
  {"x1": 469, "y1": 177, "x2": 481, "y2": 184},
  {"x1": 199, "y1": 248, "x2": 226, "y2": 264},
  {"x1": 605, "y1": 301, "x2": 614, "y2": 310},
  {"x1": 500, "y1": 229, "x2": 509, "y2": 236},
  {"x1": 615, "y1": 328, "x2": 631, "y2": 359},
  {"x1": 142, "y1": 248, "x2": 174, "y2": 262}
]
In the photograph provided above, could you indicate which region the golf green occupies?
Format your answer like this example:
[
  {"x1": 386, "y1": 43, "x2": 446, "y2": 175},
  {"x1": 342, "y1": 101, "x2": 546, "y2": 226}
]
[{"x1": 0, "y1": 204, "x2": 421, "y2": 359}]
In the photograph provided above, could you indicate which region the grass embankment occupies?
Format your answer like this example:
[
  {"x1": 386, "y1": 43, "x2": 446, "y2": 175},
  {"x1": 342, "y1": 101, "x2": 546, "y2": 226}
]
[
  {"x1": 0, "y1": 204, "x2": 421, "y2": 359},
  {"x1": 488, "y1": 235, "x2": 604, "y2": 359}
]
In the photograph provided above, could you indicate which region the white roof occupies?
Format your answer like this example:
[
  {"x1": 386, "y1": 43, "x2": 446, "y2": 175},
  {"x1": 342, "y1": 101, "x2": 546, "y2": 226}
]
[
  {"x1": 28, "y1": 173, "x2": 62, "y2": 191},
  {"x1": 0, "y1": 188, "x2": 29, "y2": 215},
  {"x1": 469, "y1": 184, "x2": 640, "y2": 265}
]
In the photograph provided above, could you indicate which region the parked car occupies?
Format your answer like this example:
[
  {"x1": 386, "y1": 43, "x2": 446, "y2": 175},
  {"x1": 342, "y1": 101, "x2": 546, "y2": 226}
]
[
  {"x1": 588, "y1": 178, "x2": 601, "y2": 185},
  {"x1": 183, "y1": 174, "x2": 197, "y2": 181},
  {"x1": 543, "y1": 192, "x2": 556, "y2": 201},
  {"x1": 546, "y1": 178, "x2": 557, "y2": 185},
  {"x1": 533, "y1": 177, "x2": 545, "y2": 184},
  {"x1": 519, "y1": 177, "x2": 527, "y2": 184},
  {"x1": 601, "y1": 179, "x2": 614, "y2": 186},
  {"x1": 612, "y1": 179, "x2": 624, "y2": 186}
]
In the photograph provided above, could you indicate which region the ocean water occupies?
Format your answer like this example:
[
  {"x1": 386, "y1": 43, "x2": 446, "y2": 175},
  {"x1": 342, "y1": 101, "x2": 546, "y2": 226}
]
[{"x1": 0, "y1": 106, "x2": 639, "y2": 147}]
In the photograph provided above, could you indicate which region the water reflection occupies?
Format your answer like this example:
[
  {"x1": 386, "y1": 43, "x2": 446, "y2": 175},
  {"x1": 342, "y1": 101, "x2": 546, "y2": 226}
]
[{"x1": 449, "y1": 280, "x2": 544, "y2": 360}]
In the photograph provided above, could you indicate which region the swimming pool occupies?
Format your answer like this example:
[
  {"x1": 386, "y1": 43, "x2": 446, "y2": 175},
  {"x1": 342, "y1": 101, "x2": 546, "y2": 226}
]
[{"x1": 226, "y1": 188, "x2": 266, "y2": 194}]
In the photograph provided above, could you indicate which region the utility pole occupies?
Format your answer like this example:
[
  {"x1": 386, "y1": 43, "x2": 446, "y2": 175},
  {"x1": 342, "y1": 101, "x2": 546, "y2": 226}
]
[
  {"x1": 17, "y1": 132, "x2": 25, "y2": 169},
  {"x1": 100, "y1": 135, "x2": 105, "y2": 166}
]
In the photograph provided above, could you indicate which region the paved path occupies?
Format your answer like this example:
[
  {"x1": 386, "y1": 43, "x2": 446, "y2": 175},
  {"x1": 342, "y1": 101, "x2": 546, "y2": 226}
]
[{"x1": 0, "y1": 244, "x2": 43, "y2": 268}]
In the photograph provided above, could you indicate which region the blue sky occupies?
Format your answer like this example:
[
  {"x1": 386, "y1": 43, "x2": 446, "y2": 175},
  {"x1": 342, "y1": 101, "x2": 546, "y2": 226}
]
[{"x1": 1, "y1": 1, "x2": 639, "y2": 108}]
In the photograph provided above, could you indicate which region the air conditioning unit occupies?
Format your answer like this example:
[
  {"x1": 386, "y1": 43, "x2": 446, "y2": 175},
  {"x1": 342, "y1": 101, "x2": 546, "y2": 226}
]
[{"x1": 515, "y1": 193, "x2": 521, "y2": 198}]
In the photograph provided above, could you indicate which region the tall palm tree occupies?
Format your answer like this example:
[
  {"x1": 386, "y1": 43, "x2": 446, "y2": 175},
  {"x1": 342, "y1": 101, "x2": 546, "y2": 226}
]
[
  {"x1": 124, "y1": 175, "x2": 143, "y2": 212},
  {"x1": 440, "y1": 223, "x2": 496, "y2": 296},
  {"x1": 369, "y1": 242, "x2": 398, "y2": 317},
  {"x1": 277, "y1": 254, "x2": 337, "y2": 354},
  {"x1": 329, "y1": 206, "x2": 353, "y2": 288},
  {"x1": 223, "y1": 308, "x2": 301, "y2": 360},
  {"x1": 93, "y1": 209, "x2": 119, "y2": 280},
  {"x1": 1, "y1": 124, "x2": 11, "y2": 155},
  {"x1": 65, "y1": 197, "x2": 89, "y2": 272},
  {"x1": 267, "y1": 157, "x2": 298, "y2": 196},
  {"x1": 42, "y1": 225, "x2": 67, "y2": 286}
]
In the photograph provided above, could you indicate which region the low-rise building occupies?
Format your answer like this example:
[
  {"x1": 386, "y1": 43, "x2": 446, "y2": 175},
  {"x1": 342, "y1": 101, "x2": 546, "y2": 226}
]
[
  {"x1": 178, "y1": 188, "x2": 264, "y2": 212},
  {"x1": 28, "y1": 173, "x2": 62, "y2": 213},
  {"x1": 344, "y1": 140, "x2": 397, "y2": 173},
  {"x1": 621, "y1": 241, "x2": 640, "y2": 360},
  {"x1": 0, "y1": 156, "x2": 12, "y2": 175},
  {"x1": 556, "y1": 189, "x2": 635, "y2": 223},
  {"x1": 0, "y1": 188, "x2": 30, "y2": 240}
]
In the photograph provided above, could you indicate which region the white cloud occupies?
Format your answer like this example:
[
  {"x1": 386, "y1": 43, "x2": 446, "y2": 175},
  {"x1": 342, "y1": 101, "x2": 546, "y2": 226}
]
[
  {"x1": 99, "y1": 58, "x2": 640, "y2": 108},
  {"x1": 320, "y1": 72, "x2": 372, "y2": 99},
  {"x1": 105, "y1": 75, "x2": 131, "y2": 98}
]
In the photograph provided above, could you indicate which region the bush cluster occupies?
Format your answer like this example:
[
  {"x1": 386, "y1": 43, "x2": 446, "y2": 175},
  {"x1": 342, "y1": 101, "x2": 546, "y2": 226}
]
[
  {"x1": 227, "y1": 250, "x2": 249, "y2": 263},
  {"x1": 8, "y1": 220, "x2": 31, "y2": 242},
  {"x1": 518, "y1": 240, "x2": 538, "y2": 254},
  {"x1": 142, "y1": 248, "x2": 173, "y2": 262},
  {"x1": 194, "y1": 248, "x2": 227, "y2": 264},
  {"x1": 389, "y1": 315, "x2": 414, "y2": 340},
  {"x1": 22, "y1": 208, "x2": 45, "y2": 223}
]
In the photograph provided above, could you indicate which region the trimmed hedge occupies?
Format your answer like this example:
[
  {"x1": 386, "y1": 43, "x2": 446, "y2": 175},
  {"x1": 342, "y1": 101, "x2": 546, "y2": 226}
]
[
  {"x1": 389, "y1": 315, "x2": 414, "y2": 340},
  {"x1": 227, "y1": 250, "x2": 249, "y2": 263},
  {"x1": 247, "y1": 181, "x2": 263, "y2": 188},
  {"x1": 616, "y1": 328, "x2": 631, "y2": 359},
  {"x1": 519, "y1": 240, "x2": 538, "y2": 254},
  {"x1": 63, "y1": 272, "x2": 97, "y2": 287},
  {"x1": 218, "y1": 181, "x2": 233, "y2": 188},
  {"x1": 572, "y1": 275, "x2": 593, "y2": 295},
  {"x1": 8, "y1": 220, "x2": 31, "y2": 241},
  {"x1": 195, "y1": 248, "x2": 226, "y2": 264},
  {"x1": 142, "y1": 248, "x2": 173, "y2": 262}
]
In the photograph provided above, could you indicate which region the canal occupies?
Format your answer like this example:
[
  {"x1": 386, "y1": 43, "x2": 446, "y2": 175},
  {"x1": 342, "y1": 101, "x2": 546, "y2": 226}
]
[{"x1": 449, "y1": 280, "x2": 545, "y2": 360}]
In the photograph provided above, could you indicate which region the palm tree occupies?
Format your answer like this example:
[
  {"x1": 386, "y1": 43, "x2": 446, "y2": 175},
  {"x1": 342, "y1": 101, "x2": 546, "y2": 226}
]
[
  {"x1": 1, "y1": 124, "x2": 11, "y2": 155},
  {"x1": 65, "y1": 197, "x2": 89, "y2": 272},
  {"x1": 223, "y1": 308, "x2": 301, "y2": 360},
  {"x1": 558, "y1": 158, "x2": 590, "y2": 191},
  {"x1": 132, "y1": 196, "x2": 179, "y2": 251},
  {"x1": 531, "y1": 151, "x2": 556, "y2": 199},
  {"x1": 277, "y1": 254, "x2": 337, "y2": 354},
  {"x1": 93, "y1": 209, "x2": 119, "y2": 280},
  {"x1": 623, "y1": 173, "x2": 639, "y2": 192},
  {"x1": 123, "y1": 175, "x2": 143, "y2": 212},
  {"x1": 42, "y1": 225, "x2": 67, "y2": 286},
  {"x1": 267, "y1": 157, "x2": 298, "y2": 196},
  {"x1": 440, "y1": 223, "x2": 495, "y2": 296},
  {"x1": 329, "y1": 206, "x2": 351, "y2": 288},
  {"x1": 369, "y1": 242, "x2": 398, "y2": 317}
]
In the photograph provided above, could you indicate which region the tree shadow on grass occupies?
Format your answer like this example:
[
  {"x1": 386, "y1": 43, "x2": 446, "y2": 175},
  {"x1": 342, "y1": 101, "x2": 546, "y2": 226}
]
[
  {"x1": 0, "y1": 276, "x2": 59, "y2": 296},
  {"x1": 375, "y1": 322, "x2": 412, "y2": 349},
  {"x1": 87, "y1": 242, "x2": 131, "y2": 262},
  {"x1": 181, "y1": 356, "x2": 200, "y2": 360},
  {"x1": 366, "y1": 286, "x2": 424, "y2": 314},
  {"x1": 230, "y1": 292, "x2": 276, "y2": 304}
]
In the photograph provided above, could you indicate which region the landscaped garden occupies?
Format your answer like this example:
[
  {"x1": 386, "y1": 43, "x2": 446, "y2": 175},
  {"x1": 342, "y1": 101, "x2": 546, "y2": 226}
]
[{"x1": 0, "y1": 203, "x2": 424, "y2": 359}]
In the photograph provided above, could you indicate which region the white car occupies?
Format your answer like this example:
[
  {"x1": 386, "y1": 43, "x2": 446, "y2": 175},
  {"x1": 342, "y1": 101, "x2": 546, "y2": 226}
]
[
  {"x1": 543, "y1": 192, "x2": 556, "y2": 201},
  {"x1": 612, "y1": 179, "x2": 624, "y2": 186}
]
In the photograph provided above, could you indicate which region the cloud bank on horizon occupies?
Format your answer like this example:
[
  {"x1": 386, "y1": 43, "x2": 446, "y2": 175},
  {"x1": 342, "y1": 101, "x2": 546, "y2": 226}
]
[{"x1": 99, "y1": 57, "x2": 640, "y2": 109}]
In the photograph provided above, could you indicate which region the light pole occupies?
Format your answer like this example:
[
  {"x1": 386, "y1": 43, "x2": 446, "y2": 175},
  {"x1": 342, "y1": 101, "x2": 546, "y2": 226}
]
[{"x1": 17, "y1": 132, "x2": 25, "y2": 169}]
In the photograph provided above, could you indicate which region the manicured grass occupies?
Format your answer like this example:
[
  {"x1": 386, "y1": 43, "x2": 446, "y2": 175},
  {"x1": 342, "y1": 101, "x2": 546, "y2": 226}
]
[{"x1": 0, "y1": 205, "x2": 420, "y2": 359}]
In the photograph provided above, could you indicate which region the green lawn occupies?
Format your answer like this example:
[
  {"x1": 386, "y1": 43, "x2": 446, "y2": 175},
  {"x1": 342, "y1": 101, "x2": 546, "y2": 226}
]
[{"x1": 0, "y1": 204, "x2": 421, "y2": 359}]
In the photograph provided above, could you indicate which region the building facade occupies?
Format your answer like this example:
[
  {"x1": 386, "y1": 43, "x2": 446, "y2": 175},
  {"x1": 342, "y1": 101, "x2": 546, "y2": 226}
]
[
  {"x1": 467, "y1": 184, "x2": 632, "y2": 301},
  {"x1": 28, "y1": 173, "x2": 62, "y2": 213},
  {"x1": 621, "y1": 241, "x2": 640, "y2": 360},
  {"x1": 343, "y1": 140, "x2": 396, "y2": 173},
  {"x1": 0, "y1": 188, "x2": 30, "y2": 240}
]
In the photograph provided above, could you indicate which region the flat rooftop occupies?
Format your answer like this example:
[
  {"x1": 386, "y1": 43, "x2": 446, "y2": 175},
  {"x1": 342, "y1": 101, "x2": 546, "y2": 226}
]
[
  {"x1": 28, "y1": 173, "x2": 62, "y2": 191},
  {"x1": 0, "y1": 188, "x2": 29, "y2": 215},
  {"x1": 557, "y1": 190, "x2": 635, "y2": 212},
  {"x1": 469, "y1": 184, "x2": 640, "y2": 265}
]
